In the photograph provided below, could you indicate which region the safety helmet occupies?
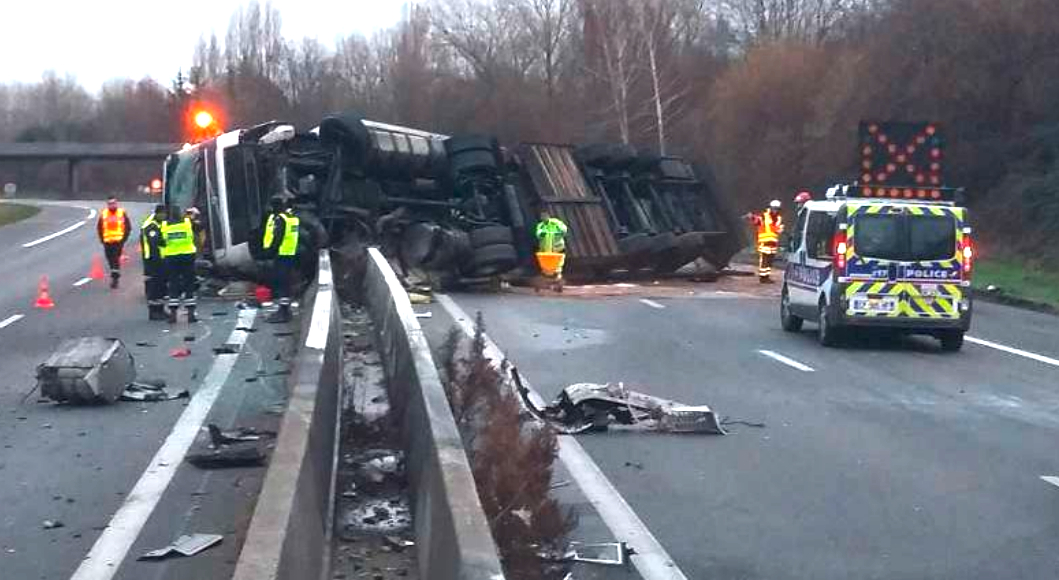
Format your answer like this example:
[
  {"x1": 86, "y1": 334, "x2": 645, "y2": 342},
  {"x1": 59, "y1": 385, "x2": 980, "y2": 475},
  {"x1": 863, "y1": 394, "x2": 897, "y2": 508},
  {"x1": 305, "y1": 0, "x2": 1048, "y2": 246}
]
[
  {"x1": 769, "y1": 199, "x2": 781, "y2": 210},
  {"x1": 794, "y1": 191, "x2": 812, "y2": 204}
]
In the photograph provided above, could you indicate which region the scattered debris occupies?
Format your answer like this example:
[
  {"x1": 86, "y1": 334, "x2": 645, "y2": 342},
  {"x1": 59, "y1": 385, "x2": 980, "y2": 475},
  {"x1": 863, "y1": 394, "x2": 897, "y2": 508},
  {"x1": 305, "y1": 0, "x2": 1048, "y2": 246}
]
[
  {"x1": 549, "y1": 480, "x2": 572, "y2": 490},
  {"x1": 543, "y1": 542, "x2": 629, "y2": 567},
  {"x1": 183, "y1": 335, "x2": 196, "y2": 342},
  {"x1": 120, "y1": 382, "x2": 189, "y2": 402},
  {"x1": 170, "y1": 347, "x2": 191, "y2": 358},
  {"x1": 138, "y1": 533, "x2": 223, "y2": 560},
  {"x1": 624, "y1": 461, "x2": 644, "y2": 470},
  {"x1": 272, "y1": 331, "x2": 295, "y2": 337},
  {"x1": 37, "y1": 337, "x2": 135, "y2": 404},
  {"x1": 383, "y1": 536, "x2": 415, "y2": 552},
  {"x1": 134, "y1": 341, "x2": 157, "y2": 348},
  {"x1": 187, "y1": 445, "x2": 266, "y2": 469},
  {"x1": 512, "y1": 369, "x2": 725, "y2": 435},
  {"x1": 408, "y1": 292, "x2": 432, "y2": 305},
  {"x1": 346, "y1": 449, "x2": 405, "y2": 485},
  {"x1": 212, "y1": 345, "x2": 238, "y2": 355},
  {"x1": 414, "y1": 311, "x2": 432, "y2": 319},
  {"x1": 341, "y1": 497, "x2": 412, "y2": 536},
  {"x1": 207, "y1": 424, "x2": 274, "y2": 447},
  {"x1": 41, "y1": 520, "x2": 64, "y2": 530}
]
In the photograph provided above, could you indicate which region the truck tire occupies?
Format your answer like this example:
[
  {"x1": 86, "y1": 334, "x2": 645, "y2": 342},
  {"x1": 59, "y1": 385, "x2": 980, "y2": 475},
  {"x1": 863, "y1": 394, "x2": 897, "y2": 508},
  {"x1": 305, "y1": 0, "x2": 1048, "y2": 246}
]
[
  {"x1": 445, "y1": 135, "x2": 498, "y2": 156},
  {"x1": 470, "y1": 225, "x2": 514, "y2": 248},
  {"x1": 466, "y1": 244, "x2": 518, "y2": 277},
  {"x1": 939, "y1": 330, "x2": 964, "y2": 352},
  {"x1": 781, "y1": 286, "x2": 803, "y2": 332}
]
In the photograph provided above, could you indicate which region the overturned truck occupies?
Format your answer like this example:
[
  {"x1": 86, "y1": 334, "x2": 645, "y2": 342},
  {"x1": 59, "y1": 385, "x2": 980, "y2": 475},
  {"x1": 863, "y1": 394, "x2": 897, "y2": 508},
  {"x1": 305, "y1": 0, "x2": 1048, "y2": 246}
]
[{"x1": 162, "y1": 113, "x2": 743, "y2": 282}]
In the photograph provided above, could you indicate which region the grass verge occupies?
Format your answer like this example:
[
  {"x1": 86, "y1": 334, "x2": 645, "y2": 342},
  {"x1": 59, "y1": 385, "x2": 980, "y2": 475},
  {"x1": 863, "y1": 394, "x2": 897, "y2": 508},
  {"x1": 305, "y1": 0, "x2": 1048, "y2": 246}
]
[
  {"x1": 0, "y1": 202, "x2": 40, "y2": 227},
  {"x1": 974, "y1": 256, "x2": 1059, "y2": 310}
]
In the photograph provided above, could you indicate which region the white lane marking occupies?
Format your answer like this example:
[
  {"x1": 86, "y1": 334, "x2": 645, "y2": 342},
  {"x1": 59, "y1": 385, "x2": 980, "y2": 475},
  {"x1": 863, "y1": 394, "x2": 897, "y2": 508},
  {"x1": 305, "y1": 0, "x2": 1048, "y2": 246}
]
[
  {"x1": 69, "y1": 309, "x2": 257, "y2": 580},
  {"x1": 437, "y1": 294, "x2": 689, "y2": 580},
  {"x1": 967, "y1": 336, "x2": 1059, "y2": 369},
  {"x1": 22, "y1": 219, "x2": 88, "y2": 248},
  {"x1": 73, "y1": 277, "x2": 93, "y2": 287},
  {"x1": 87, "y1": 209, "x2": 97, "y2": 220},
  {"x1": 757, "y1": 349, "x2": 815, "y2": 372},
  {"x1": 0, "y1": 314, "x2": 24, "y2": 329},
  {"x1": 1041, "y1": 476, "x2": 1059, "y2": 489},
  {"x1": 639, "y1": 298, "x2": 666, "y2": 309}
]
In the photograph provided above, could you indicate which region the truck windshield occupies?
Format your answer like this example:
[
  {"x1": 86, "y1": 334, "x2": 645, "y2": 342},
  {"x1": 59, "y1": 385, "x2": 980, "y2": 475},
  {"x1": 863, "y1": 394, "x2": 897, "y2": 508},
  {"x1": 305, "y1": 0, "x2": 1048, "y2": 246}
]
[
  {"x1": 855, "y1": 213, "x2": 956, "y2": 261},
  {"x1": 164, "y1": 150, "x2": 200, "y2": 211}
]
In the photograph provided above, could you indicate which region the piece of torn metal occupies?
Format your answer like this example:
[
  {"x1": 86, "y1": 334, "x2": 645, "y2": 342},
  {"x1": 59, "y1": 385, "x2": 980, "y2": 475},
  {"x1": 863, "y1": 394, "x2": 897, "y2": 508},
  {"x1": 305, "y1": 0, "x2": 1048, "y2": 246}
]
[
  {"x1": 513, "y1": 368, "x2": 725, "y2": 435},
  {"x1": 569, "y1": 542, "x2": 628, "y2": 566},
  {"x1": 120, "y1": 382, "x2": 189, "y2": 402},
  {"x1": 187, "y1": 445, "x2": 266, "y2": 469},
  {"x1": 139, "y1": 533, "x2": 223, "y2": 560},
  {"x1": 207, "y1": 424, "x2": 274, "y2": 447}
]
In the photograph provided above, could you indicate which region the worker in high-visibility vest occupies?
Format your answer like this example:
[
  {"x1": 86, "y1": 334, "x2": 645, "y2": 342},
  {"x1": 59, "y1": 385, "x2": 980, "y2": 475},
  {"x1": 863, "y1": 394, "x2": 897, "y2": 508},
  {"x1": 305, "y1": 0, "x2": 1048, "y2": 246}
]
[
  {"x1": 746, "y1": 200, "x2": 784, "y2": 283},
  {"x1": 162, "y1": 207, "x2": 201, "y2": 324},
  {"x1": 534, "y1": 211, "x2": 568, "y2": 291},
  {"x1": 262, "y1": 195, "x2": 300, "y2": 324},
  {"x1": 140, "y1": 204, "x2": 168, "y2": 320},
  {"x1": 96, "y1": 196, "x2": 131, "y2": 289}
]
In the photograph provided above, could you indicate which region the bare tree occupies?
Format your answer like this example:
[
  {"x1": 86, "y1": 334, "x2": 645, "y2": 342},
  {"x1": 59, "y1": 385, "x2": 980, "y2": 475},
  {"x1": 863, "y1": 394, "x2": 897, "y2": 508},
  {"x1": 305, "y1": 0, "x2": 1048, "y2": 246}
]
[
  {"x1": 516, "y1": 0, "x2": 575, "y2": 103},
  {"x1": 580, "y1": 0, "x2": 643, "y2": 144}
]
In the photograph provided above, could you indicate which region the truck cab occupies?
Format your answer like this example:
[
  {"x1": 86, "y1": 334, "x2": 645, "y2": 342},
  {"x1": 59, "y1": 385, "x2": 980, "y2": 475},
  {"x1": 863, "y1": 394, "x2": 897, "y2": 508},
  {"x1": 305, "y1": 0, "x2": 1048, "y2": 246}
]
[{"x1": 781, "y1": 186, "x2": 974, "y2": 351}]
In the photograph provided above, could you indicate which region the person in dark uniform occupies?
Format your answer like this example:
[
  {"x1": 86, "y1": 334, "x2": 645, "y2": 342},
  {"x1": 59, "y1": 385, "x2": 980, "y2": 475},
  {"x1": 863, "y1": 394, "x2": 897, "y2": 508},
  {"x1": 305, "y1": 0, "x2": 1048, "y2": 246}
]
[
  {"x1": 140, "y1": 204, "x2": 168, "y2": 320},
  {"x1": 262, "y1": 195, "x2": 300, "y2": 324},
  {"x1": 162, "y1": 207, "x2": 201, "y2": 324}
]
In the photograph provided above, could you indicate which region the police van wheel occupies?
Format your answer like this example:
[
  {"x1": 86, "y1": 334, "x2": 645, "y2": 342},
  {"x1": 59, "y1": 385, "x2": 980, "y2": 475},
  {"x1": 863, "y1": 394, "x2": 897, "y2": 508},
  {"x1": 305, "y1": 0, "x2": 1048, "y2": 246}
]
[
  {"x1": 939, "y1": 330, "x2": 964, "y2": 352},
  {"x1": 780, "y1": 287, "x2": 803, "y2": 332},
  {"x1": 817, "y1": 301, "x2": 841, "y2": 347}
]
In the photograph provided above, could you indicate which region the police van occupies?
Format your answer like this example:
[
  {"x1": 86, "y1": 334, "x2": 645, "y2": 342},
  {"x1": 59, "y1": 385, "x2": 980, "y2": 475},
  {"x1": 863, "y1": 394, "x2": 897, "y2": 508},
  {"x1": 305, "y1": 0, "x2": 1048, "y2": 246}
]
[{"x1": 781, "y1": 184, "x2": 974, "y2": 351}]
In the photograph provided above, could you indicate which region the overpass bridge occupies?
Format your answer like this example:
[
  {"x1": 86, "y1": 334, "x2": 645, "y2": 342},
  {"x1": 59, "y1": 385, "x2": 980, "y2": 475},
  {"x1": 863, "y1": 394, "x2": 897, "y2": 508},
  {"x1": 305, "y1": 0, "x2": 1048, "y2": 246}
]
[{"x1": 0, "y1": 142, "x2": 180, "y2": 195}]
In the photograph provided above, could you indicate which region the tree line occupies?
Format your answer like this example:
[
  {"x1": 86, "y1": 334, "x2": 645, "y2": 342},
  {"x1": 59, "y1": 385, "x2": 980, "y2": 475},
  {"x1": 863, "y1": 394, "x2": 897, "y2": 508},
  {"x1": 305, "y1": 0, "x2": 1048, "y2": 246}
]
[{"x1": 2, "y1": 0, "x2": 1057, "y2": 257}]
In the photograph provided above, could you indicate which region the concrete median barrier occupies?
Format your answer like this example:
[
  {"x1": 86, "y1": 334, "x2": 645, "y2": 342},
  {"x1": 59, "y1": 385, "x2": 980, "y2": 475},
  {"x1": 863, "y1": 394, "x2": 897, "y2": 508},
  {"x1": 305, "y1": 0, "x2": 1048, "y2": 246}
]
[
  {"x1": 232, "y1": 250, "x2": 342, "y2": 580},
  {"x1": 363, "y1": 247, "x2": 506, "y2": 580}
]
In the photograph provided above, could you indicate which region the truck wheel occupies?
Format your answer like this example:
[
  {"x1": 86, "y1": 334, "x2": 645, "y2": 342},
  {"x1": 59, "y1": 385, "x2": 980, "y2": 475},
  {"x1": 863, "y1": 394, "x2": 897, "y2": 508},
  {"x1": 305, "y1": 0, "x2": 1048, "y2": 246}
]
[
  {"x1": 445, "y1": 135, "x2": 497, "y2": 156},
  {"x1": 781, "y1": 287, "x2": 803, "y2": 332},
  {"x1": 939, "y1": 330, "x2": 964, "y2": 352},
  {"x1": 449, "y1": 149, "x2": 497, "y2": 175},
  {"x1": 817, "y1": 300, "x2": 841, "y2": 347},
  {"x1": 466, "y1": 244, "x2": 518, "y2": 277},
  {"x1": 470, "y1": 225, "x2": 514, "y2": 248}
]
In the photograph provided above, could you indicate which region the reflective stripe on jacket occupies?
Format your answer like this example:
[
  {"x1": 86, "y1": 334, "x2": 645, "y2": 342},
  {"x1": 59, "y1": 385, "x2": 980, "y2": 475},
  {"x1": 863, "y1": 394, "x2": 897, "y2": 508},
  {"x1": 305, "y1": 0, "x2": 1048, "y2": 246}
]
[
  {"x1": 263, "y1": 212, "x2": 300, "y2": 257},
  {"x1": 162, "y1": 218, "x2": 196, "y2": 257},
  {"x1": 757, "y1": 211, "x2": 783, "y2": 245},
  {"x1": 535, "y1": 217, "x2": 568, "y2": 253},
  {"x1": 101, "y1": 208, "x2": 127, "y2": 243},
  {"x1": 140, "y1": 215, "x2": 164, "y2": 261}
]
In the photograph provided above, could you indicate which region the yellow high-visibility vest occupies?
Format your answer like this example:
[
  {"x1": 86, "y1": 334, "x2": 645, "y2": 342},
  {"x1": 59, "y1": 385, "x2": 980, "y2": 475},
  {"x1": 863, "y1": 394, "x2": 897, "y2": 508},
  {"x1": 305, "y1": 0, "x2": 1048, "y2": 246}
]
[
  {"x1": 101, "y1": 208, "x2": 126, "y2": 243},
  {"x1": 263, "y1": 212, "x2": 300, "y2": 257},
  {"x1": 162, "y1": 218, "x2": 196, "y2": 257}
]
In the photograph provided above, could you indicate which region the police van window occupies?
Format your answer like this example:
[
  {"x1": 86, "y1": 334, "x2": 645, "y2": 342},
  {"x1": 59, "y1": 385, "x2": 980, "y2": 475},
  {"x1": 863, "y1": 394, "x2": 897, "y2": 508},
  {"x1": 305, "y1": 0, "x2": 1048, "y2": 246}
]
[
  {"x1": 855, "y1": 215, "x2": 903, "y2": 260},
  {"x1": 223, "y1": 147, "x2": 251, "y2": 246},
  {"x1": 909, "y1": 215, "x2": 956, "y2": 260},
  {"x1": 790, "y1": 209, "x2": 809, "y2": 251},
  {"x1": 806, "y1": 212, "x2": 837, "y2": 259},
  {"x1": 854, "y1": 213, "x2": 956, "y2": 261}
]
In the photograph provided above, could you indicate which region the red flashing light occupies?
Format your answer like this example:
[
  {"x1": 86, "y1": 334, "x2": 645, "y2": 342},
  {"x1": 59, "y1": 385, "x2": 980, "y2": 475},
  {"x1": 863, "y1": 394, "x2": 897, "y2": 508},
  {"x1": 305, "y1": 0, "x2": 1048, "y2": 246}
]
[
  {"x1": 931, "y1": 148, "x2": 942, "y2": 159},
  {"x1": 862, "y1": 187, "x2": 873, "y2": 197},
  {"x1": 960, "y1": 235, "x2": 974, "y2": 278},
  {"x1": 862, "y1": 160, "x2": 873, "y2": 170},
  {"x1": 915, "y1": 174, "x2": 926, "y2": 184},
  {"x1": 862, "y1": 173, "x2": 873, "y2": 184},
  {"x1": 888, "y1": 144, "x2": 898, "y2": 154},
  {"x1": 930, "y1": 175, "x2": 941, "y2": 185},
  {"x1": 906, "y1": 145, "x2": 916, "y2": 154},
  {"x1": 930, "y1": 189, "x2": 942, "y2": 200},
  {"x1": 194, "y1": 110, "x2": 214, "y2": 129},
  {"x1": 904, "y1": 189, "x2": 914, "y2": 198},
  {"x1": 868, "y1": 124, "x2": 879, "y2": 134},
  {"x1": 878, "y1": 135, "x2": 889, "y2": 144},
  {"x1": 886, "y1": 163, "x2": 897, "y2": 173},
  {"x1": 916, "y1": 135, "x2": 927, "y2": 145},
  {"x1": 876, "y1": 172, "x2": 888, "y2": 182},
  {"x1": 876, "y1": 188, "x2": 887, "y2": 197},
  {"x1": 926, "y1": 125, "x2": 937, "y2": 136},
  {"x1": 890, "y1": 188, "x2": 901, "y2": 198},
  {"x1": 916, "y1": 190, "x2": 927, "y2": 199},
  {"x1": 930, "y1": 162, "x2": 941, "y2": 171},
  {"x1": 862, "y1": 146, "x2": 873, "y2": 156},
  {"x1": 150, "y1": 178, "x2": 162, "y2": 191},
  {"x1": 906, "y1": 164, "x2": 916, "y2": 173},
  {"x1": 833, "y1": 230, "x2": 848, "y2": 274},
  {"x1": 897, "y1": 154, "x2": 907, "y2": 163}
]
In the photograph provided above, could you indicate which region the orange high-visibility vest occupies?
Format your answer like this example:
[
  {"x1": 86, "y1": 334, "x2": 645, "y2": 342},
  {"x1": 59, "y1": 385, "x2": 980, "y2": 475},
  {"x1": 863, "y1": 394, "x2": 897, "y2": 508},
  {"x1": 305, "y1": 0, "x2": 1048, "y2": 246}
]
[
  {"x1": 101, "y1": 208, "x2": 126, "y2": 243},
  {"x1": 757, "y1": 210, "x2": 783, "y2": 245}
]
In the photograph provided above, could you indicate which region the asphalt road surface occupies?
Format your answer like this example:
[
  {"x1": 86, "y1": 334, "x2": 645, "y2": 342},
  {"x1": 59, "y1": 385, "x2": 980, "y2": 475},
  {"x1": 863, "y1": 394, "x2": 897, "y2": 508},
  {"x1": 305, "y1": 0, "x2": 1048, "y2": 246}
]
[
  {"x1": 0, "y1": 200, "x2": 294, "y2": 580},
  {"x1": 429, "y1": 280, "x2": 1059, "y2": 580}
]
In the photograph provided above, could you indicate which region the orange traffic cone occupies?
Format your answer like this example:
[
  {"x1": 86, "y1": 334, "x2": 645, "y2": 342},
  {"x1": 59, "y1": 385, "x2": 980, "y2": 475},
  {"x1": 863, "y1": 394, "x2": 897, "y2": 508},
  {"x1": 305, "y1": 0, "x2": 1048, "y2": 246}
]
[
  {"x1": 35, "y1": 276, "x2": 55, "y2": 309},
  {"x1": 90, "y1": 255, "x2": 105, "y2": 280}
]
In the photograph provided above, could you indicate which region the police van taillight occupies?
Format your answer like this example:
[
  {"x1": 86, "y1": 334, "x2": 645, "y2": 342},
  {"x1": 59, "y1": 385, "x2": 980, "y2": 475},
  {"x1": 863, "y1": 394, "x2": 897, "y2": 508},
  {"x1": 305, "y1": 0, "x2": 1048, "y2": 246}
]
[
  {"x1": 833, "y1": 230, "x2": 848, "y2": 275},
  {"x1": 960, "y1": 232, "x2": 974, "y2": 279}
]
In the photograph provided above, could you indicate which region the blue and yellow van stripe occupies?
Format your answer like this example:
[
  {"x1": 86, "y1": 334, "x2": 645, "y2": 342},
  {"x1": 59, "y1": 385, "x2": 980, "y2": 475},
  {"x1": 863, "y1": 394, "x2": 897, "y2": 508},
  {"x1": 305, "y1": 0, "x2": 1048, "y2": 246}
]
[{"x1": 844, "y1": 282, "x2": 963, "y2": 318}]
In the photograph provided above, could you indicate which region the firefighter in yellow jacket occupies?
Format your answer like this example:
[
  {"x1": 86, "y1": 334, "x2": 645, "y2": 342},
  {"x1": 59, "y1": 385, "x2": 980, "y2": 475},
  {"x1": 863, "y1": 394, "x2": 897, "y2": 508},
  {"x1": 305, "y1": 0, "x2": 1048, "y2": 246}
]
[{"x1": 746, "y1": 200, "x2": 784, "y2": 283}]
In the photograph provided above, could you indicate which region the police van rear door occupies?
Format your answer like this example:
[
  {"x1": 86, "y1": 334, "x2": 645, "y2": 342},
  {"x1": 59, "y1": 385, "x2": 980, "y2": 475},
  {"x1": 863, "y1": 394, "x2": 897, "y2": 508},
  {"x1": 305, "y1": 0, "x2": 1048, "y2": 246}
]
[{"x1": 844, "y1": 203, "x2": 964, "y2": 320}]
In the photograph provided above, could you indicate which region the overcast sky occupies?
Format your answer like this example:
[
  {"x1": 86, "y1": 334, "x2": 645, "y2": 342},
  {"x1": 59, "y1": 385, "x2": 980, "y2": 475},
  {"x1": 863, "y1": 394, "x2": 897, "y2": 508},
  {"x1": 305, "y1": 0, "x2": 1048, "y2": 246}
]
[{"x1": 1, "y1": 0, "x2": 408, "y2": 92}]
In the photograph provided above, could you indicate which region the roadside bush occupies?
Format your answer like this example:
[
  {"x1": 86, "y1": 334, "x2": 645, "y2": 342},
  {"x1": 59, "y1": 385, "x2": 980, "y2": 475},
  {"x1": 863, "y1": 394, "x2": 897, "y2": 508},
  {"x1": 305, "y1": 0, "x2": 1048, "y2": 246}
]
[{"x1": 440, "y1": 313, "x2": 576, "y2": 580}]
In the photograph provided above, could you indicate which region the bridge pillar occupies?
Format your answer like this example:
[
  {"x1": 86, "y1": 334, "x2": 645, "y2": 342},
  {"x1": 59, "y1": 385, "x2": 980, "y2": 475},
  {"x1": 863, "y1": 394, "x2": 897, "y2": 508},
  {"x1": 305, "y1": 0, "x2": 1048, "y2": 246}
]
[{"x1": 67, "y1": 159, "x2": 80, "y2": 198}]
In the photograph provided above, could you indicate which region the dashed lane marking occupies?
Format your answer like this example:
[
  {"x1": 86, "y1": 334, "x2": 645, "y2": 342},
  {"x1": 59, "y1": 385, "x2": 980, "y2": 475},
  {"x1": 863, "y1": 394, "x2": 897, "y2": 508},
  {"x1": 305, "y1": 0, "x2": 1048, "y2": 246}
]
[
  {"x1": 73, "y1": 277, "x2": 92, "y2": 287},
  {"x1": 0, "y1": 314, "x2": 24, "y2": 329},
  {"x1": 1040, "y1": 476, "x2": 1059, "y2": 489},
  {"x1": 967, "y1": 336, "x2": 1059, "y2": 369},
  {"x1": 437, "y1": 294, "x2": 690, "y2": 580},
  {"x1": 758, "y1": 349, "x2": 816, "y2": 372},
  {"x1": 639, "y1": 298, "x2": 666, "y2": 309},
  {"x1": 69, "y1": 309, "x2": 258, "y2": 580}
]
